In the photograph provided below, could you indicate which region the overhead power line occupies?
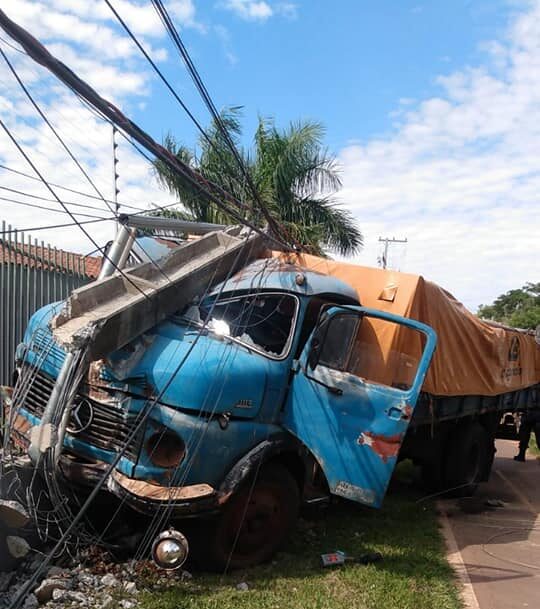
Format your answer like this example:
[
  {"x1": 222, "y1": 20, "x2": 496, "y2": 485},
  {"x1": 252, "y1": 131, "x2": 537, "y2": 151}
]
[
  {"x1": 0, "y1": 34, "x2": 24, "y2": 55},
  {"x1": 103, "y1": 0, "x2": 210, "y2": 147},
  {"x1": 0, "y1": 162, "x2": 146, "y2": 212},
  {"x1": 0, "y1": 184, "x2": 115, "y2": 215},
  {"x1": 0, "y1": 216, "x2": 114, "y2": 235},
  {"x1": 150, "y1": 0, "x2": 286, "y2": 241},
  {"x1": 0, "y1": 9, "x2": 290, "y2": 250},
  {"x1": 0, "y1": 116, "x2": 152, "y2": 302},
  {"x1": 102, "y1": 0, "x2": 259, "y2": 218},
  {"x1": 0, "y1": 45, "x2": 118, "y2": 218},
  {"x1": 0, "y1": 194, "x2": 109, "y2": 219}
]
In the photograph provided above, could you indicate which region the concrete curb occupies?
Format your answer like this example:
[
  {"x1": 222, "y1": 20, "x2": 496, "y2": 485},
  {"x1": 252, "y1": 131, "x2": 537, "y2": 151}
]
[{"x1": 437, "y1": 502, "x2": 481, "y2": 609}]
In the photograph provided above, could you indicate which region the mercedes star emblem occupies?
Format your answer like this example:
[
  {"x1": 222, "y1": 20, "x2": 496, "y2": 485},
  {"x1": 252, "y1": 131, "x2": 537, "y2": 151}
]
[{"x1": 68, "y1": 398, "x2": 94, "y2": 435}]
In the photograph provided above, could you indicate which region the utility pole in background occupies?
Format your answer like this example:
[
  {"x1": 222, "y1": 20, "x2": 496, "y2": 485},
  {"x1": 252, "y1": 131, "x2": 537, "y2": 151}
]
[
  {"x1": 111, "y1": 125, "x2": 120, "y2": 232},
  {"x1": 378, "y1": 236, "x2": 407, "y2": 270}
]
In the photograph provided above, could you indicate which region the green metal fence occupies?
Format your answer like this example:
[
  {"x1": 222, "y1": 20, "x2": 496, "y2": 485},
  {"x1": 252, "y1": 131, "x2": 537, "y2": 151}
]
[{"x1": 0, "y1": 220, "x2": 91, "y2": 386}]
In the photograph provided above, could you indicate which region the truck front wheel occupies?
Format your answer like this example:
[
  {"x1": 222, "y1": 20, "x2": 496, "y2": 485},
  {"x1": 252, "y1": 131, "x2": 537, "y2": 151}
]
[{"x1": 206, "y1": 463, "x2": 300, "y2": 571}]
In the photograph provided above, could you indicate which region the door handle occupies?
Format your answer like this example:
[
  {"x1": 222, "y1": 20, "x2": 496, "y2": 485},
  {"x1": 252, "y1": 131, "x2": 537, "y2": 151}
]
[
  {"x1": 386, "y1": 403, "x2": 412, "y2": 421},
  {"x1": 386, "y1": 406, "x2": 402, "y2": 420}
]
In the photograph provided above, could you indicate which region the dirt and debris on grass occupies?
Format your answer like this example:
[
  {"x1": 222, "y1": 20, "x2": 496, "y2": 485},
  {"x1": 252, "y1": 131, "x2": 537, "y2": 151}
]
[
  {"x1": 1, "y1": 464, "x2": 461, "y2": 609},
  {"x1": 139, "y1": 467, "x2": 461, "y2": 609},
  {"x1": 0, "y1": 547, "x2": 193, "y2": 609}
]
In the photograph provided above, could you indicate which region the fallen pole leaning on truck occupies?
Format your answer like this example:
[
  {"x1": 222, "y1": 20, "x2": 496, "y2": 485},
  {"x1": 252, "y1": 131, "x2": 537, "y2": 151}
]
[{"x1": 4, "y1": 244, "x2": 540, "y2": 587}]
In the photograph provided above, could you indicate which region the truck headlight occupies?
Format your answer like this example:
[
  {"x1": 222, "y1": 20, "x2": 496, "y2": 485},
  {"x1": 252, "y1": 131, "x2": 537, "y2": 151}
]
[
  {"x1": 151, "y1": 529, "x2": 189, "y2": 570},
  {"x1": 146, "y1": 429, "x2": 186, "y2": 468}
]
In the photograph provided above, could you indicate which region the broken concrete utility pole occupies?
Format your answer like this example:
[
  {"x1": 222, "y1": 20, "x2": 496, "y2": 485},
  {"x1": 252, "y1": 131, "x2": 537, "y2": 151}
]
[{"x1": 52, "y1": 226, "x2": 266, "y2": 360}]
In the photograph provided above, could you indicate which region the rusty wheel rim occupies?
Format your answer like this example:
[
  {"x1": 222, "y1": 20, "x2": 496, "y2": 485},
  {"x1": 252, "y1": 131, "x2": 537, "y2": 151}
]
[{"x1": 228, "y1": 485, "x2": 283, "y2": 557}]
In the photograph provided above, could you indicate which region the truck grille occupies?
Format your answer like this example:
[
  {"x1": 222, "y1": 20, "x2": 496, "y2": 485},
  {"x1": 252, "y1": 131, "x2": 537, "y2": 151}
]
[{"x1": 15, "y1": 364, "x2": 143, "y2": 462}]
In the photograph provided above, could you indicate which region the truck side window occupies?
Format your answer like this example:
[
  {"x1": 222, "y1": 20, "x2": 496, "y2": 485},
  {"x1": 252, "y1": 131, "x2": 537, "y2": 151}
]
[
  {"x1": 296, "y1": 296, "x2": 359, "y2": 357},
  {"x1": 317, "y1": 313, "x2": 424, "y2": 391},
  {"x1": 318, "y1": 313, "x2": 359, "y2": 370}
]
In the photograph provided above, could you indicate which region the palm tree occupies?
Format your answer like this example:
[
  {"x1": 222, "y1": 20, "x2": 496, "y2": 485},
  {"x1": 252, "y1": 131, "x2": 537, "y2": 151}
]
[{"x1": 154, "y1": 108, "x2": 362, "y2": 256}]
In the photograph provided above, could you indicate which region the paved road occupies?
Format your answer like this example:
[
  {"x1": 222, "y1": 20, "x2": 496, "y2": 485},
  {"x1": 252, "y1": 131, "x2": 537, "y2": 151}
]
[{"x1": 440, "y1": 439, "x2": 540, "y2": 609}]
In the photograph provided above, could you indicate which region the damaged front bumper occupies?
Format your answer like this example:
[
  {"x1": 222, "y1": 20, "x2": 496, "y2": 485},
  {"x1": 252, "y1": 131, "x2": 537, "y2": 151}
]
[
  {"x1": 107, "y1": 470, "x2": 221, "y2": 517},
  {"x1": 8, "y1": 407, "x2": 225, "y2": 519}
]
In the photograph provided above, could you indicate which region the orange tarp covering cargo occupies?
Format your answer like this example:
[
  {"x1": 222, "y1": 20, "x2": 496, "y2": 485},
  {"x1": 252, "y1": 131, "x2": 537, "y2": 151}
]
[{"x1": 273, "y1": 253, "x2": 540, "y2": 397}]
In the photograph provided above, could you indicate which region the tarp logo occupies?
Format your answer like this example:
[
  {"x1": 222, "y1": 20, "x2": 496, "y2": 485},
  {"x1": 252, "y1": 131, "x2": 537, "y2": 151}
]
[{"x1": 508, "y1": 336, "x2": 520, "y2": 362}]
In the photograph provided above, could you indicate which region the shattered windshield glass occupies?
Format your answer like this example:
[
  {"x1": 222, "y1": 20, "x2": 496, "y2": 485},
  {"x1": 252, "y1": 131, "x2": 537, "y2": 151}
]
[{"x1": 182, "y1": 293, "x2": 298, "y2": 358}]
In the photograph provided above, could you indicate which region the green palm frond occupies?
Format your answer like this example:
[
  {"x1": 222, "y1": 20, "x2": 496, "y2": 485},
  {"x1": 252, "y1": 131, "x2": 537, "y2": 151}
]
[{"x1": 153, "y1": 109, "x2": 362, "y2": 256}]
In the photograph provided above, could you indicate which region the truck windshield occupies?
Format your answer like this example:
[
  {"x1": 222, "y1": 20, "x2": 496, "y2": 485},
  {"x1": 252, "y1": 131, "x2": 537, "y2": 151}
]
[{"x1": 183, "y1": 293, "x2": 298, "y2": 358}]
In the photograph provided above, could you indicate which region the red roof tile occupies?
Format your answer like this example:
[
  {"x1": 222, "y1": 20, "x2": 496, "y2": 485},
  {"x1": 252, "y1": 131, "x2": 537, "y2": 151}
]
[{"x1": 0, "y1": 240, "x2": 101, "y2": 278}]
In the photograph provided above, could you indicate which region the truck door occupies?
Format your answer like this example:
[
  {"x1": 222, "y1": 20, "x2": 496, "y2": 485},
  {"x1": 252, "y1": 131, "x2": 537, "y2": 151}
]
[{"x1": 284, "y1": 306, "x2": 436, "y2": 507}]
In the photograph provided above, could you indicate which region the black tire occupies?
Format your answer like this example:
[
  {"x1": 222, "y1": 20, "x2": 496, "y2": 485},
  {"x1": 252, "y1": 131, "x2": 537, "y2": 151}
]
[
  {"x1": 205, "y1": 463, "x2": 300, "y2": 571},
  {"x1": 420, "y1": 459, "x2": 445, "y2": 492},
  {"x1": 444, "y1": 422, "x2": 489, "y2": 497}
]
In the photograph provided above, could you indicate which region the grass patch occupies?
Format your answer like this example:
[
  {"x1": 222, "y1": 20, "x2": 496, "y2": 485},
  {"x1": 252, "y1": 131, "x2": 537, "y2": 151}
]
[{"x1": 139, "y1": 465, "x2": 461, "y2": 609}]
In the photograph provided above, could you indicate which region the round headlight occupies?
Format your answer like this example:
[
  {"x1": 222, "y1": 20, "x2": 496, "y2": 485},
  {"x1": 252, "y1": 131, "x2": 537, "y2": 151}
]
[
  {"x1": 146, "y1": 430, "x2": 186, "y2": 468},
  {"x1": 151, "y1": 529, "x2": 189, "y2": 570}
]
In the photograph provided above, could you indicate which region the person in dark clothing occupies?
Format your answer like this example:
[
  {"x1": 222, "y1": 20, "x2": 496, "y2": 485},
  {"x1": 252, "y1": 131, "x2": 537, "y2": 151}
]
[{"x1": 514, "y1": 409, "x2": 540, "y2": 461}]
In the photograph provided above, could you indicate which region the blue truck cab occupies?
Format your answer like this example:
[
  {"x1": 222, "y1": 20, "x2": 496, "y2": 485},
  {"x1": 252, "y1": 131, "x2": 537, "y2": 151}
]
[{"x1": 11, "y1": 258, "x2": 436, "y2": 568}]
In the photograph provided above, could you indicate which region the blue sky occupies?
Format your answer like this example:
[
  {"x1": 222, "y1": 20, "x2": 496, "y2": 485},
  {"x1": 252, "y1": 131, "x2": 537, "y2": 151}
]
[
  {"x1": 135, "y1": 0, "x2": 514, "y2": 151},
  {"x1": 0, "y1": 0, "x2": 538, "y2": 311}
]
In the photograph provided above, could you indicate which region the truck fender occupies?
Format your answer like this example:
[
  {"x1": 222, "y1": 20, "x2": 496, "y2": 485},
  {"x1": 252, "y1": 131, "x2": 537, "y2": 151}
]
[{"x1": 218, "y1": 434, "x2": 300, "y2": 500}]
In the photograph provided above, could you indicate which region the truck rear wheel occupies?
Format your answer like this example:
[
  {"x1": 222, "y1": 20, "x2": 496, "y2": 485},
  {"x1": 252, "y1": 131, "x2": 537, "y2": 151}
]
[
  {"x1": 444, "y1": 422, "x2": 489, "y2": 497},
  {"x1": 206, "y1": 463, "x2": 300, "y2": 571}
]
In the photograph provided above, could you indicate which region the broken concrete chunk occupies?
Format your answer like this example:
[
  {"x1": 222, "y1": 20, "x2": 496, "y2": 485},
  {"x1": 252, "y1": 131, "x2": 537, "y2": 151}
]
[
  {"x1": 124, "y1": 581, "x2": 137, "y2": 595},
  {"x1": 35, "y1": 578, "x2": 69, "y2": 604},
  {"x1": 6, "y1": 535, "x2": 30, "y2": 559},
  {"x1": 63, "y1": 590, "x2": 87, "y2": 604},
  {"x1": 52, "y1": 588, "x2": 67, "y2": 601},
  {"x1": 0, "y1": 499, "x2": 30, "y2": 529},
  {"x1": 46, "y1": 566, "x2": 66, "y2": 578},
  {"x1": 236, "y1": 582, "x2": 249, "y2": 591},
  {"x1": 77, "y1": 572, "x2": 97, "y2": 587},
  {"x1": 100, "y1": 573, "x2": 118, "y2": 588}
]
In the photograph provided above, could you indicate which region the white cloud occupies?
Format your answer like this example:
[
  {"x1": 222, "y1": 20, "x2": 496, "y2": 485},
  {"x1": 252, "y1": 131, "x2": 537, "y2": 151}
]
[
  {"x1": 223, "y1": 0, "x2": 273, "y2": 21},
  {"x1": 276, "y1": 3, "x2": 298, "y2": 19},
  {"x1": 214, "y1": 25, "x2": 238, "y2": 65},
  {"x1": 49, "y1": 0, "x2": 199, "y2": 36},
  {"x1": 0, "y1": 0, "x2": 180, "y2": 253},
  {"x1": 339, "y1": 0, "x2": 540, "y2": 311},
  {"x1": 221, "y1": 0, "x2": 297, "y2": 22}
]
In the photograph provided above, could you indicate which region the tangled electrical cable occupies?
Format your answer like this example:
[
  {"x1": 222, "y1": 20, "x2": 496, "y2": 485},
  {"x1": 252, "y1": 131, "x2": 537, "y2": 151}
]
[{"x1": 0, "y1": 9, "x2": 302, "y2": 608}]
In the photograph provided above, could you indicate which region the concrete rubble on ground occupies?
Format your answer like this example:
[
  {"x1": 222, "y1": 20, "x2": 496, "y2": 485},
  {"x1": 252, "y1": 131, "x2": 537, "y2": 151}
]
[{"x1": 0, "y1": 551, "x2": 193, "y2": 609}]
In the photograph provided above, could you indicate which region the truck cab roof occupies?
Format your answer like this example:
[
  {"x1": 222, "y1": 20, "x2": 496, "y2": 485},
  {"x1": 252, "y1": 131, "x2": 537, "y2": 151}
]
[{"x1": 210, "y1": 258, "x2": 360, "y2": 303}]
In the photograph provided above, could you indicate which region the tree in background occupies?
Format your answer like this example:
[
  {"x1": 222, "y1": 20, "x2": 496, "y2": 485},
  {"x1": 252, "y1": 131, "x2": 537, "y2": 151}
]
[
  {"x1": 478, "y1": 283, "x2": 540, "y2": 329},
  {"x1": 154, "y1": 108, "x2": 362, "y2": 256}
]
